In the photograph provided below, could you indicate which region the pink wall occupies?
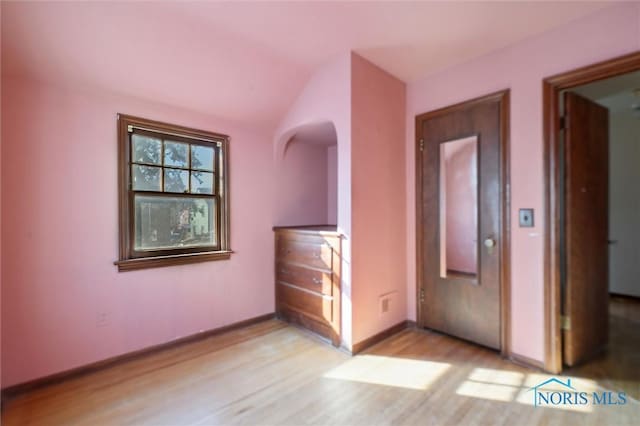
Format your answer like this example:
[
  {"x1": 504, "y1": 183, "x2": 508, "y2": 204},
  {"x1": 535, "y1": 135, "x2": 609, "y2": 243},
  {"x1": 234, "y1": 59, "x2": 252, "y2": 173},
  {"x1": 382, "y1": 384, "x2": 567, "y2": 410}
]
[
  {"x1": 327, "y1": 145, "x2": 337, "y2": 224},
  {"x1": 406, "y1": 3, "x2": 640, "y2": 362},
  {"x1": 274, "y1": 53, "x2": 407, "y2": 347},
  {"x1": 351, "y1": 54, "x2": 407, "y2": 344},
  {"x1": 273, "y1": 53, "x2": 354, "y2": 346},
  {"x1": 274, "y1": 54, "x2": 351, "y2": 235},
  {"x1": 1, "y1": 77, "x2": 276, "y2": 387},
  {"x1": 274, "y1": 139, "x2": 329, "y2": 226}
]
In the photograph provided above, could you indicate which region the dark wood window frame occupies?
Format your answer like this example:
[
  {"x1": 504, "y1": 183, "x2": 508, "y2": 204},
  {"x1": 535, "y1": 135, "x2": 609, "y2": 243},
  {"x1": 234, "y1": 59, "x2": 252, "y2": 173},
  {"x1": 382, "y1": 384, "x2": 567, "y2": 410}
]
[{"x1": 115, "y1": 114, "x2": 231, "y2": 272}]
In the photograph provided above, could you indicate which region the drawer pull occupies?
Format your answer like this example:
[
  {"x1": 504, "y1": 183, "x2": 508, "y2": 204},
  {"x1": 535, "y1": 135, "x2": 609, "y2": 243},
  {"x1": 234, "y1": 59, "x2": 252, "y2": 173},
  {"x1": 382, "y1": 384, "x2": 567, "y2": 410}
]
[
  {"x1": 312, "y1": 278, "x2": 322, "y2": 285},
  {"x1": 313, "y1": 253, "x2": 321, "y2": 259},
  {"x1": 280, "y1": 268, "x2": 289, "y2": 274}
]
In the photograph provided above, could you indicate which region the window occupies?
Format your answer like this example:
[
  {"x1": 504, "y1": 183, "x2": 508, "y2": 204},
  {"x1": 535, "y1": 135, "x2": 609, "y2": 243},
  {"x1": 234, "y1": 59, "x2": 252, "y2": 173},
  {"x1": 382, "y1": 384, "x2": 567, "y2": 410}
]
[{"x1": 115, "y1": 114, "x2": 231, "y2": 271}]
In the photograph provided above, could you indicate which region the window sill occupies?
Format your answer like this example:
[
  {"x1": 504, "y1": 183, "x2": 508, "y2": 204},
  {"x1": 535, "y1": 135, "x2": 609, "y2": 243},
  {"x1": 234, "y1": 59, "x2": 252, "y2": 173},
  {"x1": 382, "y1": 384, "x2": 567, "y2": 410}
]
[{"x1": 114, "y1": 250, "x2": 233, "y2": 272}]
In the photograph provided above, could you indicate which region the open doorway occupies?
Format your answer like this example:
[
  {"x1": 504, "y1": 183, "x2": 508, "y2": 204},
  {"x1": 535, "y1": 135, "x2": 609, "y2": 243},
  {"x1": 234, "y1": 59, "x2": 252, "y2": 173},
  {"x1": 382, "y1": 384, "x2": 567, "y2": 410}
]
[
  {"x1": 543, "y1": 52, "x2": 640, "y2": 399},
  {"x1": 570, "y1": 73, "x2": 640, "y2": 302}
]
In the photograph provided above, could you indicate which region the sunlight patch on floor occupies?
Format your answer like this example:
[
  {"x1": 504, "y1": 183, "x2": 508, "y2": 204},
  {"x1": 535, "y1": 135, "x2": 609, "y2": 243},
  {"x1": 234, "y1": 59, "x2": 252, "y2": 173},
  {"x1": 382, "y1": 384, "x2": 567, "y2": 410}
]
[
  {"x1": 517, "y1": 373, "x2": 597, "y2": 412},
  {"x1": 454, "y1": 368, "x2": 594, "y2": 413},
  {"x1": 456, "y1": 367, "x2": 523, "y2": 402},
  {"x1": 468, "y1": 368, "x2": 525, "y2": 386},
  {"x1": 456, "y1": 380, "x2": 519, "y2": 402},
  {"x1": 523, "y1": 373, "x2": 599, "y2": 392},
  {"x1": 323, "y1": 355, "x2": 450, "y2": 390}
]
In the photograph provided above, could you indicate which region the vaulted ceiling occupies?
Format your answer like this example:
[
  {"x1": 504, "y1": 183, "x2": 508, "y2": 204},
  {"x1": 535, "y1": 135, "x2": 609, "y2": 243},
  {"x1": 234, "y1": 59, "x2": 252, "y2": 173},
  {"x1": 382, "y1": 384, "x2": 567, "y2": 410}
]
[{"x1": 2, "y1": 1, "x2": 612, "y2": 129}]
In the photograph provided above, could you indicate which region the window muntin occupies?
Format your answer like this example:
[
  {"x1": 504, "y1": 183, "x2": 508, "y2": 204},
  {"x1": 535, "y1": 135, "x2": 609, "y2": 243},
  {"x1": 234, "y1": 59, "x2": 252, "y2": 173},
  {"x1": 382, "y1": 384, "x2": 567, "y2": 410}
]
[
  {"x1": 129, "y1": 132, "x2": 220, "y2": 252},
  {"x1": 116, "y1": 115, "x2": 230, "y2": 271}
]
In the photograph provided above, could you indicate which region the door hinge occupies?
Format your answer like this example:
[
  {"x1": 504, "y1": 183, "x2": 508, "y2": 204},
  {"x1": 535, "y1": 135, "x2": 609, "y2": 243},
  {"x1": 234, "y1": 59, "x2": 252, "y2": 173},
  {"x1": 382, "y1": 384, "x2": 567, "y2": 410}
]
[
  {"x1": 560, "y1": 116, "x2": 568, "y2": 130},
  {"x1": 419, "y1": 139, "x2": 424, "y2": 151},
  {"x1": 419, "y1": 287, "x2": 425, "y2": 303},
  {"x1": 561, "y1": 315, "x2": 571, "y2": 331}
]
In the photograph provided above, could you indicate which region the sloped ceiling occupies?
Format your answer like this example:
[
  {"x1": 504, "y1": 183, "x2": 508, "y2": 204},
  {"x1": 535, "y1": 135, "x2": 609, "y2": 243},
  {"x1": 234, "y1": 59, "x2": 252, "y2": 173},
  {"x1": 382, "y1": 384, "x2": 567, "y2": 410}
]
[{"x1": 2, "y1": 1, "x2": 613, "y2": 128}]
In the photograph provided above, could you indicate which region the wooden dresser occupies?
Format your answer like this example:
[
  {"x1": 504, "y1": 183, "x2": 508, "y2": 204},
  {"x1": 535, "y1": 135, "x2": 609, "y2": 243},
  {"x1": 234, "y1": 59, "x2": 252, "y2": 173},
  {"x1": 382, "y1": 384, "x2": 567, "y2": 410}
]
[{"x1": 273, "y1": 226, "x2": 342, "y2": 346}]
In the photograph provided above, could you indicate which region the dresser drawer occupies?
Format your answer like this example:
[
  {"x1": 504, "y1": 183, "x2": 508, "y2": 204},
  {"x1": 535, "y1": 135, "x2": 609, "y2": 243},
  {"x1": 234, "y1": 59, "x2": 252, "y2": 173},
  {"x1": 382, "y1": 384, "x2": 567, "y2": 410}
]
[
  {"x1": 276, "y1": 238, "x2": 333, "y2": 270},
  {"x1": 274, "y1": 227, "x2": 342, "y2": 347},
  {"x1": 276, "y1": 262, "x2": 333, "y2": 296},
  {"x1": 276, "y1": 283, "x2": 333, "y2": 324}
]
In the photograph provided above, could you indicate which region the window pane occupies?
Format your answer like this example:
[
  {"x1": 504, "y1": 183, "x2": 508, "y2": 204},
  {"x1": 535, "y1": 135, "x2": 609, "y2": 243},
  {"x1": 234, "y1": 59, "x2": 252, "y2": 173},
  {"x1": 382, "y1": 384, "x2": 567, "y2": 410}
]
[
  {"x1": 191, "y1": 145, "x2": 215, "y2": 171},
  {"x1": 132, "y1": 165, "x2": 162, "y2": 191},
  {"x1": 164, "y1": 169, "x2": 189, "y2": 193},
  {"x1": 132, "y1": 134, "x2": 162, "y2": 165},
  {"x1": 191, "y1": 171, "x2": 214, "y2": 194},
  {"x1": 164, "y1": 141, "x2": 189, "y2": 168},
  {"x1": 134, "y1": 195, "x2": 216, "y2": 250}
]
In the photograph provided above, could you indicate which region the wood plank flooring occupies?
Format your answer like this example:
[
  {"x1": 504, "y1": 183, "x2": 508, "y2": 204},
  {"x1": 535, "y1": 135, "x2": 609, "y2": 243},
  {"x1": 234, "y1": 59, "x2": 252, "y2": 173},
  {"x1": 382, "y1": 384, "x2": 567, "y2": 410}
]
[
  {"x1": 2, "y1": 299, "x2": 639, "y2": 425},
  {"x1": 564, "y1": 296, "x2": 640, "y2": 401}
]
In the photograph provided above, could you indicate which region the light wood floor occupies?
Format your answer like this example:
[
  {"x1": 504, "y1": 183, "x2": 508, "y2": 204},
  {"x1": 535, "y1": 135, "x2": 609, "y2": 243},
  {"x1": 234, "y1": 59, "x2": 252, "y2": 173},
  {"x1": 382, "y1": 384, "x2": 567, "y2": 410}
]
[
  {"x1": 2, "y1": 301, "x2": 639, "y2": 425},
  {"x1": 565, "y1": 296, "x2": 640, "y2": 401}
]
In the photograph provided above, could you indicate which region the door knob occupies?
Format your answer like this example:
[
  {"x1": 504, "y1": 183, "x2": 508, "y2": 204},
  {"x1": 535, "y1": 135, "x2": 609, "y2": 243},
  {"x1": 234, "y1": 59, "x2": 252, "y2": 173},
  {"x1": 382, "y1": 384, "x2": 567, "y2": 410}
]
[{"x1": 484, "y1": 238, "x2": 496, "y2": 248}]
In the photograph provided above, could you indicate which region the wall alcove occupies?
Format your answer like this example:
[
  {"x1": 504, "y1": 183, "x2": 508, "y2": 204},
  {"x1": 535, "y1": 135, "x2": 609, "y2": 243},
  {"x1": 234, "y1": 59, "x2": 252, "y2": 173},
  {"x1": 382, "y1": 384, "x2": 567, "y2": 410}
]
[{"x1": 274, "y1": 121, "x2": 338, "y2": 226}]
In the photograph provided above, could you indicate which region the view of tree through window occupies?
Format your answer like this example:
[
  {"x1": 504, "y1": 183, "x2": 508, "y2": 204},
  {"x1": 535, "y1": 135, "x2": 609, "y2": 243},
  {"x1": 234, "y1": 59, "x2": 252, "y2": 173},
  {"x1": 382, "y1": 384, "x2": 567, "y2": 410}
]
[
  {"x1": 131, "y1": 134, "x2": 216, "y2": 250},
  {"x1": 117, "y1": 115, "x2": 230, "y2": 271}
]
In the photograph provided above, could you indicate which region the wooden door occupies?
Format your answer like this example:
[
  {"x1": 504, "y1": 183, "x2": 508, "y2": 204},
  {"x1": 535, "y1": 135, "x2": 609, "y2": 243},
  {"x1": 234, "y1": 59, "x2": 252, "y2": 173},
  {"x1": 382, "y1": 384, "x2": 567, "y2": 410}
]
[
  {"x1": 417, "y1": 93, "x2": 507, "y2": 350},
  {"x1": 563, "y1": 92, "x2": 609, "y2": 366}
]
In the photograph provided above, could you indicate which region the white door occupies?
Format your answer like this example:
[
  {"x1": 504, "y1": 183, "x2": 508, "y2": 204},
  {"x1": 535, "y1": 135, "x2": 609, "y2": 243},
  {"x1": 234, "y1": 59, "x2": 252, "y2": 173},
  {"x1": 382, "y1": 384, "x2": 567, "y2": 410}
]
[{"x1": 609, "y1": 112, "x2": 640, "y2": 297}]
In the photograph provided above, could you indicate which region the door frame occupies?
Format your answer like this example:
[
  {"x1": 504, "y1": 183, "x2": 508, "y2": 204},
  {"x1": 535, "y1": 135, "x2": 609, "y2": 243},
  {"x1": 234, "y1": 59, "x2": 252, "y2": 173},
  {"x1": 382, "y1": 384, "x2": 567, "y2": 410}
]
[
  {"x1": 415, "y1": 89, "x2": 511, "y2": 357},
  {"x1": 543, "y1": 51, "x2": 640, "y2": 374}
]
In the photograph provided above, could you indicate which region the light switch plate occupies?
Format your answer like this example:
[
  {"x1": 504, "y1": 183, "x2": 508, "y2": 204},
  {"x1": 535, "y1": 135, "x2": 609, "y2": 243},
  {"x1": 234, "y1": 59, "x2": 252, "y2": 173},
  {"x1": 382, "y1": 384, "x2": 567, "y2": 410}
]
[{"x1": 519, "y1": 208, "x2": 534, "y2": 227}]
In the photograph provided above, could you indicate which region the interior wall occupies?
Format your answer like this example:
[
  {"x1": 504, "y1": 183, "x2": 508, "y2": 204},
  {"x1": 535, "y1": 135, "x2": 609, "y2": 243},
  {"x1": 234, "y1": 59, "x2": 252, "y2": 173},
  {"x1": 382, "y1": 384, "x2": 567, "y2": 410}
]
[
  {"x1": 273, "y1": 53, "x2": 353, "y2": 347},
  {"x1": 274, "y1": 53, "x2": 407, "y2": 347},
  {"x1": 1, "y1": 76, "x2": 276, "y2": 388},
  {"x1": 406, "y1": 2, "x2": 640, "y2": 362},
  {"x1": 274, "y1": 139, "x2": 329, "y2": 226},
  {"x1": 351, "y1": 54, "x2": 406, "y2": 344},
  {"x1": 609, "y1": 112, "x2": 640, "y2": 297},
  {"x1": 327, "y1": 145, "x2": 338, "y2": 224}
]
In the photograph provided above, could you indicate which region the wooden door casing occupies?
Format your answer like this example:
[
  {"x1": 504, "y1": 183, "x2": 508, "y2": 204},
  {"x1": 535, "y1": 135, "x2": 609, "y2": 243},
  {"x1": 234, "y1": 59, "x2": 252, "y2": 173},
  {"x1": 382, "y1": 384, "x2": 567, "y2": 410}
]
[{"x1": 542, "y1": 51, "x2": 640, "y2": 374}]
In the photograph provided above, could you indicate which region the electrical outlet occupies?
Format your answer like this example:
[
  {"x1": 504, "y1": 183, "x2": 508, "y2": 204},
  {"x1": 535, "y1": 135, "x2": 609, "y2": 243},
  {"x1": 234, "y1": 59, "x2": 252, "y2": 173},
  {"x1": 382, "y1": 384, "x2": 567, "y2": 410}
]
[
  {"x1": 381, "y1": 297, "x2": 390, "y2": 314},
  {"x1": 96, "y1": 311, "x2": 110, "y2": 327}
]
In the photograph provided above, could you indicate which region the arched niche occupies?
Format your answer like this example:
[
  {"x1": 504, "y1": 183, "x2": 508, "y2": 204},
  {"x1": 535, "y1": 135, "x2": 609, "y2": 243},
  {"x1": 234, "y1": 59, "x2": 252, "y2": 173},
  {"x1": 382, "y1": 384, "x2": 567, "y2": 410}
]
[{"x1": 274, "y1": 121, "x2": 338, "y2": 226}]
